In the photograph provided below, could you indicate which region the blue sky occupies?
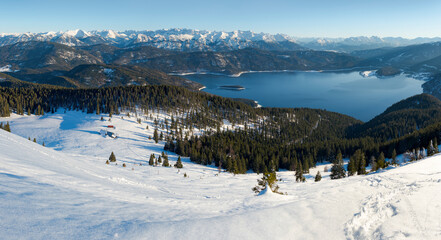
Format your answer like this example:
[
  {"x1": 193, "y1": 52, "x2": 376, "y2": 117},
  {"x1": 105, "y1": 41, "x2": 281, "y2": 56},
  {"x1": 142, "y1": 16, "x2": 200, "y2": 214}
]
[{"x1": 1, "y1": 0, "x2": 440, "y2": 38}]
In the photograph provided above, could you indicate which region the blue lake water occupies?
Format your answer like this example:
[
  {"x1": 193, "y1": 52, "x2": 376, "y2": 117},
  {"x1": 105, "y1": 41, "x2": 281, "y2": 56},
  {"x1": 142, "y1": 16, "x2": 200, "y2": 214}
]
[{"x1": 186, "y1": 71, "x2": 424, "y2": 121}]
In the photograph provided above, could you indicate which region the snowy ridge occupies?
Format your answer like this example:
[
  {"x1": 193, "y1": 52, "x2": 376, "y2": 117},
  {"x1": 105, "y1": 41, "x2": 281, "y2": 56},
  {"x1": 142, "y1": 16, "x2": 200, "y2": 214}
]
[
  {"x1": 0, "y1": 28, "x2": 296, "y2": 51},
  {"x1": 1, "y1": 111, "x2": 441, "y2": 239}
]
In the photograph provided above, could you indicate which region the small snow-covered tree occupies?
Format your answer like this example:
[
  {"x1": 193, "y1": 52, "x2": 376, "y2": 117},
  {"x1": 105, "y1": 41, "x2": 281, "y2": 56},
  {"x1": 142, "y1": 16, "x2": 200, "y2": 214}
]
[
  {"x1": 403, "y1": 151, "x2": 412, "y2": 162},
  {"x1": 420, "y1": 147, "x2": 427, "y2": 159},
  {"x1": 252, "y1": 172, "x2": 283, "y2": 195}
]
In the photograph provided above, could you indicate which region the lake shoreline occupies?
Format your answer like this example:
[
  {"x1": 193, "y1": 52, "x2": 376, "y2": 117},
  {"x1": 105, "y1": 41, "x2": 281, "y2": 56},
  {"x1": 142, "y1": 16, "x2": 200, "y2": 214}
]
[{"x1": 170, "y1": 67, "x2": 377, "y2": 78}]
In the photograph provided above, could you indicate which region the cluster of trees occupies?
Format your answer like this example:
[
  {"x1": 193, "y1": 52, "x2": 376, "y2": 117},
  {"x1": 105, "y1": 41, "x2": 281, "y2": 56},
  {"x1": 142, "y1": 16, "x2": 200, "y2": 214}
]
[
  {"x1": 0, "y1": 122, "x2": 10, "y2": 132},
  {"x1": 148, "y1": 152, "x2": 182, "y2": 168}
]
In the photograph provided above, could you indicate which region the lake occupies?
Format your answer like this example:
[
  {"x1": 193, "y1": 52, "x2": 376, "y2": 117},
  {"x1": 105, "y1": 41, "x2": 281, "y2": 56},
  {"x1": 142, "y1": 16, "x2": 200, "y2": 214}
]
[{"x1": 185, "y1": 71, "x2": 424, "y2": 121}]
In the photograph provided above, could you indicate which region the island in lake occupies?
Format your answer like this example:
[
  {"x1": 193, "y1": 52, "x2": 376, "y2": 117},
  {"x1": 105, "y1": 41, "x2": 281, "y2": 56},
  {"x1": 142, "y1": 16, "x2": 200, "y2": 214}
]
[{"x1": 219, "y1": 85, "x2": 245, "y2": 91}]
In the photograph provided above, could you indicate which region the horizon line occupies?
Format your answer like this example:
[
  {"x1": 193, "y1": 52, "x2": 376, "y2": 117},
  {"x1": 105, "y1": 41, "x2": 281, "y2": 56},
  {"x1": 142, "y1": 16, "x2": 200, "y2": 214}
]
[{"x1": 0, "y1": 28, "x2": 440, "y2": 40}]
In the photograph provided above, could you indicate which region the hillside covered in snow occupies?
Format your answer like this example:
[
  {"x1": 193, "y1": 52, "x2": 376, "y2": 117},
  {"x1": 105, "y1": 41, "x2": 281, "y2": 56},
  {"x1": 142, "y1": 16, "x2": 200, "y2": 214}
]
[{"x1": 1, "y1": 110, "x2": 440, "y2": 239}]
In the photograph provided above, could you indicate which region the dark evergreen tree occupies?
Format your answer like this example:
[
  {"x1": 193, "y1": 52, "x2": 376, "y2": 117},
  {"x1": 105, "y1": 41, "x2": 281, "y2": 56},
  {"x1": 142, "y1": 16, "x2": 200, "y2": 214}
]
[
  {"x1": 330, "y1": 150, "x2": 346, "y2": 179},
  {"x1": 295, "y1": 160, "x2": 305, "y2": 182},
  {"x1": 391, "y1": 149, "x2": 397, "y2": 165},
  {"x1": 163, "y1": 155, "x2": 170, "y2": 167},
  {"x1": 175, "y1": 156, "x2": 183, "y2": 168},
  {"x1": 153, "y1": 129, "x2": 159, "y2": 143},
  {"x1": 315, "y1": 171, "x2": 322, "y2": 182},
  {"x1": 149, "y1": 154, "x2": 155, "y2": 166},
  {"x1": 377, "y1": 152, "x2": 385, "y2": 169},
  {"x1": 109, "y1": 152, "x2": 116, "y2": 162}
]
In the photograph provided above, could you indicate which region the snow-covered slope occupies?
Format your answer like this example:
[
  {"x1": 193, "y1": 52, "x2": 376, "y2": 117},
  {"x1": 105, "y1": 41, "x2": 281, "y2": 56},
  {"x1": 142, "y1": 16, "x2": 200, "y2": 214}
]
[{"x1": 1, "y1": 112, "x2": 440, "y2": 239}]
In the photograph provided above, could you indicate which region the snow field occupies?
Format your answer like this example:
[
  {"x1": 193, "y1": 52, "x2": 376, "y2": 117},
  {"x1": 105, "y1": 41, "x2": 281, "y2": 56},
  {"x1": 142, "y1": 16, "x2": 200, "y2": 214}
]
[{"x1": 0, "y1": 111, "x2": 440, "y2": 239}]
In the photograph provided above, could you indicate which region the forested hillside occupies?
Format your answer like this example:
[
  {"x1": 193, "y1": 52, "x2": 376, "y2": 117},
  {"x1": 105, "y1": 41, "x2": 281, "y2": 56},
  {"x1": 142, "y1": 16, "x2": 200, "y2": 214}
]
[{"x1": 1, "y1": 85, "x2": 441, "y2": 174}]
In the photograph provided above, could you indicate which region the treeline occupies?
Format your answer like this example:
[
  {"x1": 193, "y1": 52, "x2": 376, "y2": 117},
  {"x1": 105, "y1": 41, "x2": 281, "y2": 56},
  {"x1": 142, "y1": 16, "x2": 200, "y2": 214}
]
[
  {"x1": 166, "y1": 119, "x2": 441, "y2": 174},
  {"x1": 0, "y1": 85, "x2": 359, "y2": 145},
  {"x1": 2, "y1": 85, "x2": 441, "y2": 174},
  {"x1": 0, "y1": 85, "x2": 258, "y2": 130}
]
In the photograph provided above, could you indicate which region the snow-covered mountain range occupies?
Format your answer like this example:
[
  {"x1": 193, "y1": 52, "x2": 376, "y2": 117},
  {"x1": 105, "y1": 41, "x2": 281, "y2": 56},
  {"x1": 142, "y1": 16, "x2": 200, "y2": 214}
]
[
  {"x1": 0, "y1": 29, "x2": 299, "y2": 51},
  {"x1": 297, "y1": 36, "x2": 441, "y2": 52},
  {"x1": 1, "y1": 28, "x2": 440, "y2": 52}
]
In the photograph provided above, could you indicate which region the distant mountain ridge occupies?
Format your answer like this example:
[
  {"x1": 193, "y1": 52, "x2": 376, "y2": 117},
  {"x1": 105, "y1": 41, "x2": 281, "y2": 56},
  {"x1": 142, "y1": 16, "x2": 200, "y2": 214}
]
[
  {"x1": 0, "y1": 29, "x2": 305, "y2": 51},
  {"x1": 1, "y1": 29, "x2": 440, "y2": 52},
  {"x1": 297, "y1": 36, "x2": 441, "y2": 52}
]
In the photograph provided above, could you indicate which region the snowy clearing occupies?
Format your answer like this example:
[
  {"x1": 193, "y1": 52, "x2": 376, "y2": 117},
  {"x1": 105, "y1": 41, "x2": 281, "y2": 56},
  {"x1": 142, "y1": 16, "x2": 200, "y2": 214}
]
[{"x1": 0, "y1": 111, "x2": 440, "y2": 239}]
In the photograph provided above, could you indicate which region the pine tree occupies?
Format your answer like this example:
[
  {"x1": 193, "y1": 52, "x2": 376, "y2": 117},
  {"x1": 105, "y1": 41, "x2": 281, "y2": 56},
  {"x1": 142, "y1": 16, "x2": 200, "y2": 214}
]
[
  {"x1": 353, "y1": 149, "x2": 366, "y2": 175},
  {"x1": 153, "y1": 129, "x2": 159, "y2": 143},
  {"x1": 149, "y1": 154, "x2": 155, "y2": 166},
  {"x1": 315, "y1": 171, "x2": 322, "y2": 182},
  {"x1": 427, "y1": 140, "x2": 435, "y2": 156},
  {"x1": 162, "y1": 156, "x2": 170, "y2": 167},
  {"x1": 377, "y1": 152, "x2": 385, "y2": 169},
  {"x1": 391, "y1": 149, "x2": 397, "y2": 165},
  {"x1": 109, "y1": 152, "x2": 116, "y2": 162},
  {"x1": 330, "y1": 151, "x2": 346, "y2": 179},
  {"x1": 33, "y1": 138, "x2": 36, "y2": 143},
  {"x1": 175, "y1": 156, "x2": 183, "y2": 168},
  {"x1": 295, "y1": 160, "x2": 305, "y2": 182},
  {"x1": 158, "y1": 156, "x2": 162, "y2": 164}
]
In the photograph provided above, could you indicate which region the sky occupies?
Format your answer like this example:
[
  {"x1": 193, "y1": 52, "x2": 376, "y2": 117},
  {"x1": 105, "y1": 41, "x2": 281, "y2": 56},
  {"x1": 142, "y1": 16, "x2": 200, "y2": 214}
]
[{"x1": 1, "y1": 0, "x2": 440, "y2": 38}]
